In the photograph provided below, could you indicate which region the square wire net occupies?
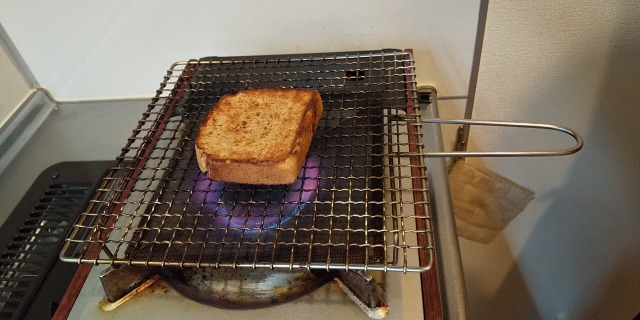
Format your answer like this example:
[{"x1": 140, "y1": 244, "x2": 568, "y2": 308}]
[{"x1": 61, "y1": 50, "x2": 434, "y2": 272}]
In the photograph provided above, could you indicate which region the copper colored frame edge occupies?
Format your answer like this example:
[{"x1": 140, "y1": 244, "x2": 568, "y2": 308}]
[{"x1": 403, "y1": 49, "x2": 444, "y2": 320}]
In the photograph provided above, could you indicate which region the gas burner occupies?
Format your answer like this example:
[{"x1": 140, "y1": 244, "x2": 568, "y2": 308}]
[
  {"x1": 159, "y1": 267, "x2": 333, "y2": 309},
  {"x1": 190, "y1": 157, "x2": 320, "y2": 232},
  {"x1": 99, "y1": 265, "x2": 387, "y2": 317}
]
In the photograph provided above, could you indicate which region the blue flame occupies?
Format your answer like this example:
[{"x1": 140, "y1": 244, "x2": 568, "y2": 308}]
[{"x1": 191, "y1": 157, "x2": 320, "y2": 236}]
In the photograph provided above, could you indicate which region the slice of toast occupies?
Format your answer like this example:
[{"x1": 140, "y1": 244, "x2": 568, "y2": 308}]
[{"x1": 195, "y1": 88, "x2": 323, "y2": 185}]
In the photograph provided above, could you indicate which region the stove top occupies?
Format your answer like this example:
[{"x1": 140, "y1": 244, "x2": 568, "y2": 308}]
[
  {"x1": 0, "y1": 161, "x2": 112, "y2": 320},
  {"x1": 0, "y1": 160, "x2": 424, "y2": 319},
  {"x1": 0, "y1": 49, "x2": 465, "y2": 319},
  {"x1": 70, "y1": 261, "x2": 424, "y2": 320}
]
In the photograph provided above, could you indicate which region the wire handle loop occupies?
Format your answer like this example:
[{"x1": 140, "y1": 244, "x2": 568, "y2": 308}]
[{"x1": 416, "y1": 118, "x2": 583, "y2": 158}]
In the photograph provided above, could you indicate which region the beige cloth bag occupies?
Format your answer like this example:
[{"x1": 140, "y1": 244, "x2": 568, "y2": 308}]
[{"x1": 449, "y1": 161, "x2": 535, "y2": 244}]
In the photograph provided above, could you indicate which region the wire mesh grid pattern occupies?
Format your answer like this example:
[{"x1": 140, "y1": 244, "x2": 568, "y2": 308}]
[{"x1": 61, "y1": 50, "x2": 434, "y2": 272}]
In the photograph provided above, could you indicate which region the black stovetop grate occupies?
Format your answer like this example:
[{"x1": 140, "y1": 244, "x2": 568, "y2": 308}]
[{"x1": 0, "y1": 161, "x2": 111, "y2": 320}]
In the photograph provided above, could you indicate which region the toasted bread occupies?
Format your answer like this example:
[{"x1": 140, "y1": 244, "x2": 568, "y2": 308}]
[{"x1": 195, "y1": 88, "x2": 323, "y2": 185}]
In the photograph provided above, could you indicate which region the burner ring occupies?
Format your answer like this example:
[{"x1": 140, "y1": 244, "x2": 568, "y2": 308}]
[
  {"x1": 190, "y1": 157, "x2": 321, "y2": 234},
  {"x1": 160, "y1": 267, "x2": 334, "y2": 309}
]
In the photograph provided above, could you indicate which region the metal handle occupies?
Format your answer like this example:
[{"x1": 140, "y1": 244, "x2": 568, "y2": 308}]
[{"x1": 417, "y1": 118, "x2": 583, "y2": 158}]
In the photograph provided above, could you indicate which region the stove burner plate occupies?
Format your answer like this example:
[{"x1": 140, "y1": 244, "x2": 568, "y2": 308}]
[{"x1": 159, "y1": 267, "x2": 333, "y2": 309}]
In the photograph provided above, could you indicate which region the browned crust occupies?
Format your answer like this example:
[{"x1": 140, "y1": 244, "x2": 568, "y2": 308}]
[
  {"x1": 195, "y1": 88, "x2": 322, "y2": 164},
  {"x1": 195, "y1": 88, "x2": 323, "y2": 184},
  {"x1": 200, "y1": 107, "x2": 317, "y2": 184}
]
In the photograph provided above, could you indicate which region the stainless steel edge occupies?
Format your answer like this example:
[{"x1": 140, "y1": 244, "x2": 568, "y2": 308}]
[
  {"x1": 0, "y1": 22, "x2": 39, "y2": 87},
  {"x1": 458, "y1": 0, "x2": 490, "y2": 155},
  {"x1": 0, "y1": 88, "x2": 56, "y2": 175},
  {"x1": 419, "y1": 86, "x2": 469, "y2": 320},
  {"x1": 65, "y1": 258, "x2": 432, "y2": 273}
]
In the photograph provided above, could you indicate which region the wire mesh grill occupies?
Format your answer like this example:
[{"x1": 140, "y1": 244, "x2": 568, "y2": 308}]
[{"x1": 61, "y1": 50, "x2": 433, "y2": 272}]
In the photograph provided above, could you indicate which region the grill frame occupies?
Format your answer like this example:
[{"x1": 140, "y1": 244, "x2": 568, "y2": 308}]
[{"x1": 60, "y1": 50, "x2": 435, "y2": 272}]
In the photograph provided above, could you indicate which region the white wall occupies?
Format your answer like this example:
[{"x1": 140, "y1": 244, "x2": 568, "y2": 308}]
[
  {"x1": 0, "y1": 35, "x2": 31, "y2": 129},
  {"x1": 463, "y1": 0, "x2": 640, "y2": 319},
  {"x1": 0, "y1": 1, "x2": 478, "y2": 101}
]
